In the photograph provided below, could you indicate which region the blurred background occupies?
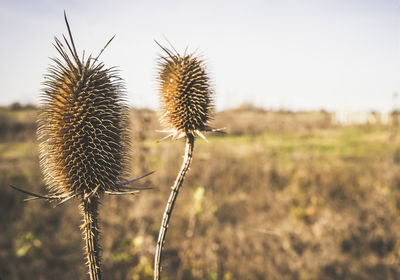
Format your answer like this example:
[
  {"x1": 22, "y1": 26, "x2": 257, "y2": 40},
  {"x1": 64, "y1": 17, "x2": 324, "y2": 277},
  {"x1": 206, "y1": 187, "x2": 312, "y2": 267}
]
[{"x1": 1, "y1": 0, "x2": 400, "y2": 279}]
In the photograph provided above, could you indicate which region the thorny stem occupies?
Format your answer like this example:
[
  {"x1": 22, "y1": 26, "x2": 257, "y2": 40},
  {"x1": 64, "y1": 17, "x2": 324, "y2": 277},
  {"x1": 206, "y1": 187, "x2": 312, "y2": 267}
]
[
  {"x1": 80, "y1": 196, "x2": 102, "y2": 280},
  {"x1": 154, "y1": 134, "x2": 195, "y2": 280}
]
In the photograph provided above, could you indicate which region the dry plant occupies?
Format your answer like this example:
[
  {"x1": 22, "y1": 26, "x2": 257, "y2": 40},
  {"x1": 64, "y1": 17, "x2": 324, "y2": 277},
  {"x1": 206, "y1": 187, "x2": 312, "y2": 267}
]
[
  {"x1": 37, "y1": 14, "x2": 132, "y2": 279},
  {"x1": 8, "y1": 13, "x2": 150, "y2": 280},
  {"x1": 154, "y1": 42, "x2": 219, "y2": 280}
]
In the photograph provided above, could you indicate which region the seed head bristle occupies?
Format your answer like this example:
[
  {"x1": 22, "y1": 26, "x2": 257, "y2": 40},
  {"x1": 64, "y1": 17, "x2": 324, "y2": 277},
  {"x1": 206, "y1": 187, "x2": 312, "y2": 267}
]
[
  {"x1": 38, "y1": 17, "x2": 129, "y2": 199},
  {"x1": 157, "y1": 43, "x2": 213, "y2": 137}
]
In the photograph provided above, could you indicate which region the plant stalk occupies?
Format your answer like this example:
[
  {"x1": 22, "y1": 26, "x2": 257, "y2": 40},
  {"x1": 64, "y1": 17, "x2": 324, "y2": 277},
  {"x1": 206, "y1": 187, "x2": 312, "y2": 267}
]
[
  {"x1": 154, "y1": 134, "x2": 195, "y2": 280},
  {"x1": 80, "y1": 196, "x2": 102, "y2": 280}
]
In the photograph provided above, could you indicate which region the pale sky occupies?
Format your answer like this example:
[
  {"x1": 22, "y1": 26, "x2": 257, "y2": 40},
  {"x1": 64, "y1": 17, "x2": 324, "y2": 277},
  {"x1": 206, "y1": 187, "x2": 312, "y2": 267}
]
[{"x1": 0, "y1": 0, "x2": 399, "y2": 111}]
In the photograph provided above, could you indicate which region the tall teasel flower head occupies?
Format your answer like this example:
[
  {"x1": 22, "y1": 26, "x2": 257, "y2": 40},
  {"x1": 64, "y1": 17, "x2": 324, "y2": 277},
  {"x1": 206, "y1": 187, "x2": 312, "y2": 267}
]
[
  {"x1": 157, "y1": 42, "x2": 214, "y2": 140},
  {"x1": 38, "y1": 14, "x2": 129, "y2": 200}
]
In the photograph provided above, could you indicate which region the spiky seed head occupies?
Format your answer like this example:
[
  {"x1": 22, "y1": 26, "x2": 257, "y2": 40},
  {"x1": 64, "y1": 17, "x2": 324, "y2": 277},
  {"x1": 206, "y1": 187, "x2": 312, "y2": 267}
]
[
  {"x1": 157, "y1": 44, "x2": 213, "y2": 137},
  {"x1": 38, "y1": 18, "x2": 129, "y2": 199}
]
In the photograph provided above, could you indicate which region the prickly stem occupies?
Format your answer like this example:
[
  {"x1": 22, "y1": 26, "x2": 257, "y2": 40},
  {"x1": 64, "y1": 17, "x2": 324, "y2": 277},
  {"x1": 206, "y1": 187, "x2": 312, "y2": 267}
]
[{"x1": 80, "y1": 196, "x2": 102, "y2": 280}]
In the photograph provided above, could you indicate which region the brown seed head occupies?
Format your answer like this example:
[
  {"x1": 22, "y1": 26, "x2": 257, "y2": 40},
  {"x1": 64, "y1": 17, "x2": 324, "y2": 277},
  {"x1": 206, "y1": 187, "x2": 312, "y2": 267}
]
[
  {"x1": 157, "y1": 43, "x2": 213, "y2": 137},
  {"x1": 38, "y1": 17, "x2": 129, "y2": 199}
]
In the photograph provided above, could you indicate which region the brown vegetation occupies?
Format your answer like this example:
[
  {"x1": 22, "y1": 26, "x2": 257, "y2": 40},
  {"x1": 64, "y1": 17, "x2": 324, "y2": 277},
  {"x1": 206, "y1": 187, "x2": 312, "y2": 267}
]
[{"x1": 1, "y1": 105, "x2": 400, "y2": 280}]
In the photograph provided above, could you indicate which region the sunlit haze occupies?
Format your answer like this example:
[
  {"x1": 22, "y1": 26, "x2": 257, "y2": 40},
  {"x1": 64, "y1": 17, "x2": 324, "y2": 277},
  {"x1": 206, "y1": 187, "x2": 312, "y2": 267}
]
[{"x1": 1, "y1": 0, "x2": 399, "y2": 111}]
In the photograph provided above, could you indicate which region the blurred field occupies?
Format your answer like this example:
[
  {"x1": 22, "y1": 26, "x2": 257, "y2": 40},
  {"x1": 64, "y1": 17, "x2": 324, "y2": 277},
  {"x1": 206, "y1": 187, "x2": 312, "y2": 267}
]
[{"x1": 1, "y1": 104, "x2": 400, "y2": 280}]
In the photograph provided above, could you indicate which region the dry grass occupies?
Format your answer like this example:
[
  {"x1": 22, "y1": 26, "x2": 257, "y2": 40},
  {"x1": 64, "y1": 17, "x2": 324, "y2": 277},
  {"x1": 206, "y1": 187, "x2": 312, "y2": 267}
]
[{"x1": 1, "y1": 105, "x2": 400, "y2": 280}]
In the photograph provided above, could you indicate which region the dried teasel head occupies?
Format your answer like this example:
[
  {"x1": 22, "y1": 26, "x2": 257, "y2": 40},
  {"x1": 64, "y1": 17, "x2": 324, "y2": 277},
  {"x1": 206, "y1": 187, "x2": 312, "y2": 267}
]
[
  {"x1": 157, "y1": 42, "x2": 214, "y2": 140},
  {"x1": 38, "y1": 15, "x2": 130, "y2": 200}
]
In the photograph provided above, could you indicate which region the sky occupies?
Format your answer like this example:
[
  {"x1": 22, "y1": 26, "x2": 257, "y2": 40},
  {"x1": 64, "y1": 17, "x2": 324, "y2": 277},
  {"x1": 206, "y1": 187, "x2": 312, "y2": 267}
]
[{"x1": 0, "y1": 0, "x2": 399, "y2": 111}]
